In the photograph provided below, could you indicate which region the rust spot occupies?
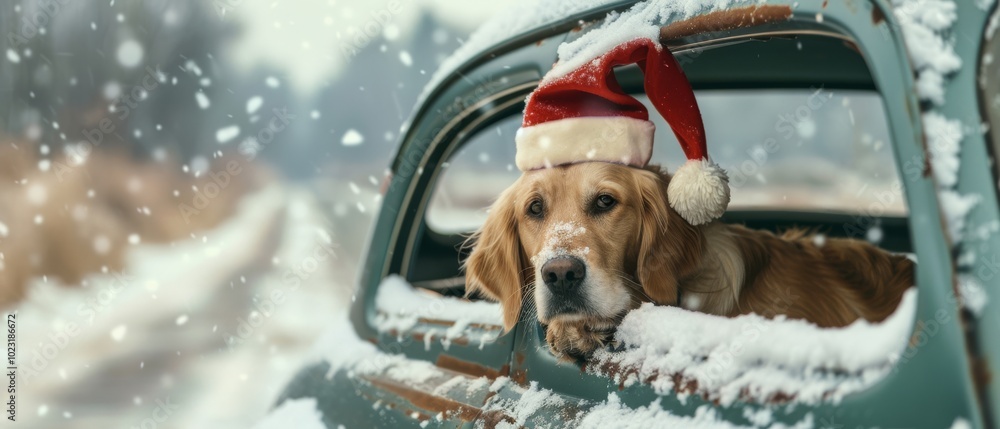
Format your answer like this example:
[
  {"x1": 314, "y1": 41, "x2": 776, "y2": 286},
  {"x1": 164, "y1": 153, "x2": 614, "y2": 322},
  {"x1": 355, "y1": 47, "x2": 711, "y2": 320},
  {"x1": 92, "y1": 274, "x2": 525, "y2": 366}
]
[
  {"x1": 416, "y1": 317, "x2": 504, "y2": 331},
  {"x1": 659, "y1": 5, "x2": 793, "y2": 42},
  {"x1": 822, "y1": 0, "x2": 828, "y2": 8},
  {"x1": 571, "y1": 24, "x2": 583, "y2": 33},
  {"x1": 366, "y1": 377, "x2": 509, "y2": 423},
  {"x1": 872, "y1": 6, "x2": 886, "y2": 25},
  {"x1": 920, "y1": 134, "x2": 933, "y2": 178},
  {"x1": 436, "y1": 354, "x2": 506, "y2": 379},
  {"x1": 481, "y1": 411, "x2": 520, "y2": 429},
  {"x1": 514, "y1": 352, "x2": 525, "y2": 366},
  {"x1": 511, "y1": 368, "x2": 528, "y2": 386},
  {"x1": 841, "y1": 40, "x2": 863, "y2": 56}
]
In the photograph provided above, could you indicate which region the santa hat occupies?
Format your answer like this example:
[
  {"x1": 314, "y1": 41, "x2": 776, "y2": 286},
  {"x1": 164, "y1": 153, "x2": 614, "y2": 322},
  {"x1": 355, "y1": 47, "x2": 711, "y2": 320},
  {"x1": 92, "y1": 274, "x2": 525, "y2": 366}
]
[{"x1": 515, "y1": 38, "x2": 730, "y2": 225}]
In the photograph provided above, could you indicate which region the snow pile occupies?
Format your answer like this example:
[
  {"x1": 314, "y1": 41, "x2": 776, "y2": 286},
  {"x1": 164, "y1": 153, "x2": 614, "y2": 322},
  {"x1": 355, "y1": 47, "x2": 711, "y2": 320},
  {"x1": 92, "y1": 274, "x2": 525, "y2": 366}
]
[
  {"x1": 547, "y1": 0, "x2": 763, "y2": 82},
  {"x1": 253, "y1": 398, "x2": 326, "y2": 429},
  {"x1": 923, "y1": 112, "x2": 964, "y2": 188},
  {"x1": 375, "y1": 275, "x2": 503, "y2": 346},
  {"x1": 482, "y1": 380, "x2": 569, "y2": 428},
  {"x1": 894, "y1": 0, "x2": 990, "y2": 313},
  {"x1": 420, "y1": 0, "x2": 623, "y2": 104},
  {"x1": 577, "y1": 394, "x2": 812, "y2": 429},
  {"x1": 958, "y1": 274, "x2": 989, "y2": 316},
  {"x1": 481, "y1": 380, "x2": 815, "y2": 428},
  {"x1": 313, "y1": 320, "x2": 413, "y2": 381},
  {"x1": 891, "y1": 0, "x2": 961, "y2": 105},
  {"x1": 590, "y1": 289, "x2": 918, "y2": 406}
]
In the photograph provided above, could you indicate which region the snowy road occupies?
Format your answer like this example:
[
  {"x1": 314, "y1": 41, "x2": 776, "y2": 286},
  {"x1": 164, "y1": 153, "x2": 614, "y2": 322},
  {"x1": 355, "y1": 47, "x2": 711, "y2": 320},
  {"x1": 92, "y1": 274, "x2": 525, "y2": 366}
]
[{"x1": 14, "y1": 184, "x2": 359, "y2": 428}]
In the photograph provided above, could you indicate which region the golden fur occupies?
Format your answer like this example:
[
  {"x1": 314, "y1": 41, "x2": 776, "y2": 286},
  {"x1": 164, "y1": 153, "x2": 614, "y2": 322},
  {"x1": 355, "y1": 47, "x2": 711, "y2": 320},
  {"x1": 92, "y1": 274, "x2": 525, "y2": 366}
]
[{"x1": 465, "y1": 163, "x2": 914, "y2": 360}]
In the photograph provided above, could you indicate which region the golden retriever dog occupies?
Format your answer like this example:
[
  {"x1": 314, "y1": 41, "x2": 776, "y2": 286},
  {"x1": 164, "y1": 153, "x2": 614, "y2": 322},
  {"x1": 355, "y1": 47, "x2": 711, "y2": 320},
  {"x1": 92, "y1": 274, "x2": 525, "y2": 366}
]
[{"x1": 464, "y1": 162, "x2": 914, "y2": 360}]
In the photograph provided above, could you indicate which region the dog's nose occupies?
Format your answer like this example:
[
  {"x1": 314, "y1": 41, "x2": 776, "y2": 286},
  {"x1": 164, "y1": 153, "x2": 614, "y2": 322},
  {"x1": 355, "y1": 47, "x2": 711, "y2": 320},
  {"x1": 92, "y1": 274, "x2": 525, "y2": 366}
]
[{"x1": 541, "y1": 256, "x2": 586, "y2": 291}]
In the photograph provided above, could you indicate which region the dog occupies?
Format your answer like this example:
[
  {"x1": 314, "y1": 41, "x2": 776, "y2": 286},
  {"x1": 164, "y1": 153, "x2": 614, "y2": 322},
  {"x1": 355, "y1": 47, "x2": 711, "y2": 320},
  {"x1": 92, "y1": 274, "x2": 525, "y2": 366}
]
[{"x1": 464, "y1": 162, "x2": 914, "y2": 360}]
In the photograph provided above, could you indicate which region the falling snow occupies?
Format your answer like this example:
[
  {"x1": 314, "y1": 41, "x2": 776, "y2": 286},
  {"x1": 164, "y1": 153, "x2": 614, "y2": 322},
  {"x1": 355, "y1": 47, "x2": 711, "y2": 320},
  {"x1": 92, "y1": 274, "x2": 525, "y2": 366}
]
[
  {"x1": 196, "y1": 91, "x2": 211, "y2": 109},
  {"x1": 110, "y1": 325, "x2": 128, "y2": 342},
  {"x1": 341, "y1": 129, "x2": 364, "y2": 146},
  {"x1": 399, "y1": 51, "x2": 413, "y2": 67},
  {"x1": 246, "y1": 96, "x2": 263, "y2": 114},
  {"x1": 6, "y1": 49, "x2": 20, "y2": 64},
  {"x1": 116, "y1": 40, "x2": 144, "y2": 68},
  {"x1": 216, "y1": 126, "x2": 240, "y2": 143}
]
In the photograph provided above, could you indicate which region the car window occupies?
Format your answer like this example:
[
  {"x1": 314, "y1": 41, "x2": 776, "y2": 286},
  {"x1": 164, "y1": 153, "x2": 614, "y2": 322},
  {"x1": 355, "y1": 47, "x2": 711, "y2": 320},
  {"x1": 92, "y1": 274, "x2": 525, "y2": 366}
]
[{"x1": 427, "y1": 89, "x2": 906, "y2": 234}]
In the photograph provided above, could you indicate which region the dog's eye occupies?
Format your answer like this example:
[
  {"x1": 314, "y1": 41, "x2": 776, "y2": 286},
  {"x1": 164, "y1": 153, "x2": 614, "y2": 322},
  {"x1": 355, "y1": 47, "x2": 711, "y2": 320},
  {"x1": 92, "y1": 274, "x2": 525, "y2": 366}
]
[
  {"x1": 528, "y1": 200, "x2": 544, "y2": 217},
  {"x1": 595, "y1": 194, "x2": 616, "y2": 211}
]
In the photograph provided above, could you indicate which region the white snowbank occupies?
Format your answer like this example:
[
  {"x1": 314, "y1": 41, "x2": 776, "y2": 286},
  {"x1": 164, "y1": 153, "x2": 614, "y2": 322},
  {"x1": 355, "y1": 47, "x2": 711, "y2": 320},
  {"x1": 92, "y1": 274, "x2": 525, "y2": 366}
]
[
  {"x1": 591, "y1": 289, "x2": 918, "y2": 406},
  {"x1": 253, "y1": 397, "x2": 326, "y2": 429},
  {"x1": 375, "y1": 275, "x2": 502, "y2": 347}
]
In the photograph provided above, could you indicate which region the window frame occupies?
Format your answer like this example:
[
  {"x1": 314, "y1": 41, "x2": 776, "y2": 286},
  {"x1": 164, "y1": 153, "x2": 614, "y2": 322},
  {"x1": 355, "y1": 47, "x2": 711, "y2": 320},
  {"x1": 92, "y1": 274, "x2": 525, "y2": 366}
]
[{"x1": 352, "y1": 1, "x2": 985, "y2": 426}]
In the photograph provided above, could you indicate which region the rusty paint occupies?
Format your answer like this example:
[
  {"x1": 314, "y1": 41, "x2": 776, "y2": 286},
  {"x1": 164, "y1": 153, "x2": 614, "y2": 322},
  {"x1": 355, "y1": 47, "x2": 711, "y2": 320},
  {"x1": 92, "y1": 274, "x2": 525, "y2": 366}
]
[
  {"x1": 872, "y1": 7, "x2": 886, "y2": 25},
  {"x1": 367, "y1": 377, "x2": 500, "y2": 422},
  {"x1": 822, "y1": 0, "x2": 828, "y2": 8},
  {"x1": 659, "y1": 5, "x2": 793, "y2": 42},
  {"x1": 511, "y1": 368, "x2": 528, "y2": 386},
  {"x1": 436, "y1": 354, "x2": 508, "y2": 379},
  {"x1": 416, "y1": 317, "x2": 504, "y2": 331},
  {"x1": 481, "y1": 411, "x2": 520, "y2": 429}
]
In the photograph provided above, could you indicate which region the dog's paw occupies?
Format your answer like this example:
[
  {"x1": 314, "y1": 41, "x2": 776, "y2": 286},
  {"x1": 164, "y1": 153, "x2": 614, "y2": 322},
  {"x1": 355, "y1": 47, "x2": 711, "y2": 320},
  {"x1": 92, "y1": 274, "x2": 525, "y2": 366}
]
[{"x1": 544, "y1": 318, "x2": 616, "y2": 362}]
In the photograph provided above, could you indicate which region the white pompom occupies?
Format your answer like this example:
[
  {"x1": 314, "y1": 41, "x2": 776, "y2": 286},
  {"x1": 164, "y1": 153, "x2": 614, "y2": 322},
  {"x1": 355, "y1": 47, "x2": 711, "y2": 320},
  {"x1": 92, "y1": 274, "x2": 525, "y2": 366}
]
[{"x1": 667, "y1": 158, "x2": 731, "y2": 225}]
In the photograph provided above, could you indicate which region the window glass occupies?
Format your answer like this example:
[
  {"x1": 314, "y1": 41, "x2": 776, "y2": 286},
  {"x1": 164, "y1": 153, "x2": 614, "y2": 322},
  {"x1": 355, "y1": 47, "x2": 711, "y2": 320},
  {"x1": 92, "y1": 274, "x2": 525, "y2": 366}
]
[{"x1": 427, "y1": 90, "x2": 906, "y2": 233}]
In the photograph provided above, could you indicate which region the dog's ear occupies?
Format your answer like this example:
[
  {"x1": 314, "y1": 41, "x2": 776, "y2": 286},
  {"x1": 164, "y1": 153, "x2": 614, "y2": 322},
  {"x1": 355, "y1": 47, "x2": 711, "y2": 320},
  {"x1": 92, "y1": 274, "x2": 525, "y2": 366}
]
[
  {"x1": 634, "y1": 168, "x2": 703, "y2": 306},
  {"x1": 463, "y1": 188, "x2": 527, "y2": 332}
]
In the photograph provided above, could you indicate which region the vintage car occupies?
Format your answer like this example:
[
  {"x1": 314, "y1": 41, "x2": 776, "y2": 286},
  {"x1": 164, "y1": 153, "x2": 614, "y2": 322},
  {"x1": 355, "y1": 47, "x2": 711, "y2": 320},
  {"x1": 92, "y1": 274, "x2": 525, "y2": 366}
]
[{"x1": 276, "y1": 0, "x2": 1000, "y2": 427}]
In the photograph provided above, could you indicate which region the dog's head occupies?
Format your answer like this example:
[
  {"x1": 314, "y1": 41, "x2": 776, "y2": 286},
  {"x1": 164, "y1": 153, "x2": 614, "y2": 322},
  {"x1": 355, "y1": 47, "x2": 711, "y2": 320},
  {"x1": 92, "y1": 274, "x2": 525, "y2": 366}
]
[{"x1": 464, "y1": 162, "x2": 703, "y2": 331}]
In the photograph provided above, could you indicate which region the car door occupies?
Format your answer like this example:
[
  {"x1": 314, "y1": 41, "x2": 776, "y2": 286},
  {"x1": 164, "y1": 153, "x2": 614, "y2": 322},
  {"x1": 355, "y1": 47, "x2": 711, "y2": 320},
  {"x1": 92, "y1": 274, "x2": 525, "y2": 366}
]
[{"x1": 496, "y1": 2, "x2": 986, "y2": 428}]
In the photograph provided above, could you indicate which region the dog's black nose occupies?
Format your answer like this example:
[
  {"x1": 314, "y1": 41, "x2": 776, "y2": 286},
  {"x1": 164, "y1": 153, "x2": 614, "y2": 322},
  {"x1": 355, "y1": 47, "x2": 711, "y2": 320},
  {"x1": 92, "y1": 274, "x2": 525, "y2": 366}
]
[{"x1": 541, "y1": 256, "x2": 586, "y2": 291}]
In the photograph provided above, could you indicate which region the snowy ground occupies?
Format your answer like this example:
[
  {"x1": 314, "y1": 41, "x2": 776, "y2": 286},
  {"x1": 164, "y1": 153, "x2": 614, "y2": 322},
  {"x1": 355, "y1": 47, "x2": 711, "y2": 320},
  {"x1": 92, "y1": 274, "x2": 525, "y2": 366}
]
[{"x1": 14, "y1": 183, "x2": 361, "y2": 428}]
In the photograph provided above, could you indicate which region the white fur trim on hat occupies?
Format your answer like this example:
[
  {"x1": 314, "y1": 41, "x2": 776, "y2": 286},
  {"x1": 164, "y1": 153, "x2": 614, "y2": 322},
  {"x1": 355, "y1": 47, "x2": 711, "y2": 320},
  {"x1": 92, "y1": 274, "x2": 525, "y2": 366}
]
[
  {"x1": 667, "y1": 158, "x2": 731, "y2": 225},
  {"x1": 515, "y1": 117, "x2": 654, "y2": 171}
]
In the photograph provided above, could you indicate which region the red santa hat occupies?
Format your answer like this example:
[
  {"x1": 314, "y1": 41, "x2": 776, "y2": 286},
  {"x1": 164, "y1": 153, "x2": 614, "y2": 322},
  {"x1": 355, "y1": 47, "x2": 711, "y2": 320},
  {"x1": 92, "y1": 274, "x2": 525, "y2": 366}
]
[{"x1": 515, "y1": 38, "x2": 730, "y2": 225}]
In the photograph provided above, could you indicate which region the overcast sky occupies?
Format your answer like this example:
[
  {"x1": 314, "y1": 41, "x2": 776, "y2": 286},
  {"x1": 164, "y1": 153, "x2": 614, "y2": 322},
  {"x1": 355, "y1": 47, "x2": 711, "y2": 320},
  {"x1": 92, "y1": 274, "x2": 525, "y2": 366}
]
[{"x1": 226, "y1": 0, "x2": 510, "y2": 92}]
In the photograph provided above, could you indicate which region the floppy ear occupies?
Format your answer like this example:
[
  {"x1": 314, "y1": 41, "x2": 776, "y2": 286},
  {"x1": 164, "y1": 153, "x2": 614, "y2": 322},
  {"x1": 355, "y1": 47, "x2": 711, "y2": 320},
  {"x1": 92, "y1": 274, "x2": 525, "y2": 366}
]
[
  {"x1": 634, "y1": 168, "x2": 703, "y2": 306},
  {"x1": 463, "y1": 188, "x2": 528, "y2": 331}
]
